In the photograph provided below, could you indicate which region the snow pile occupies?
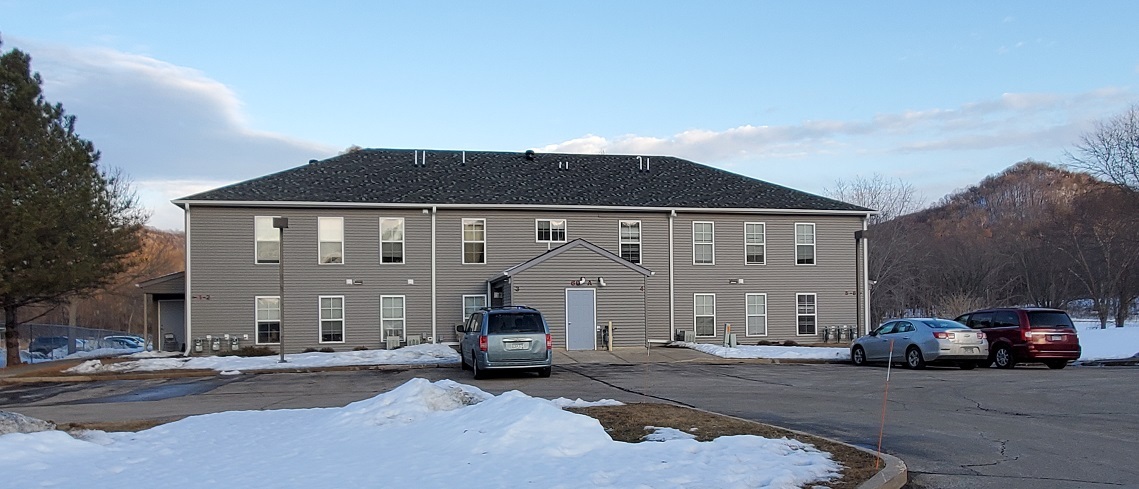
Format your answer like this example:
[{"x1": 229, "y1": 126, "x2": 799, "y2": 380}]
[
  {"x1": 1074, "y1": 319, "x2": 1139, "y2": 361},
  {"x1": 643, "y1": 426, "x2": 697, "y2": 442},
  {"x1": 550, "y1": 397, "x2": 625, "y2": 408},
  {"x1": 0, "y1": 379, "x2": 840, "y2": 489},
  {"x1": 0, "y1": 412, "x2": 55, "y2": 436},
  {"x1": 679, "y1": 342, "x2": 850, "y2": 360},
  {"x1": 64, "y1": 343, "x2": 460, "y2": 374}
]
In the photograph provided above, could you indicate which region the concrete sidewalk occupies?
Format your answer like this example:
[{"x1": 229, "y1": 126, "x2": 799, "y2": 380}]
[{"x1": 555, "y1": 346, "x2": 728, "y2": 364}]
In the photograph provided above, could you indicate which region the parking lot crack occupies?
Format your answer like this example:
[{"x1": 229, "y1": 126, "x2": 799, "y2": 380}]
[
  {"x1": 556, "y1": 365, "x2": 695, "y2": 407},
  {"x1": 962, "y1": 394, "x2": 1034, "y2": 417}
]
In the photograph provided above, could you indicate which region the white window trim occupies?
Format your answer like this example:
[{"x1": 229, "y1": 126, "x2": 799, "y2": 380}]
[
  {"x1": 744, "y1": 222, "x2": 766, "y2": 266},
  {"x1": 745, "y1": 293, "x2": 768, "y2": 337},
  {"x1": 796, "y1": 293, "x2": 818, "y2": 336},
  {"x1": 318, "y1": 216, "x2": 345, "y2": 265},
  {"x1": 381, "y1": 295, "x2": 407, "y2": 340},
  {"x1": 795, "y1": 222, "x2": 816, "y2": 266},
  {"x1": 379, "y1": 217, "x2": 405, "y2": 265},
  {"x1": 254, "y1": 216, "x2": 281, "y2": 265},
  {"x1": 619, "y1": 220, "x2": 642, "y2": 264},
  {"x1": 318, "y1": 295, "x2": 346, "y2": 344},
  {"x1": 535, "y1": 219, "x2": 567, "y2": 244},
  {"x1": 693, "y1": 293, "x2": 716, "y2": 338},
  {"x1": 462, "y1": 294, "x2": 487, "y2": 321},
  {"x1": 692, "y1": 221, "x2": 715, "y2": 265},
  {"x1": 462, "y1": 218, "x2": 486, "y2": 265},
  {"x1": 254, "y1": 295, "x2": 281, "y2": 345}
]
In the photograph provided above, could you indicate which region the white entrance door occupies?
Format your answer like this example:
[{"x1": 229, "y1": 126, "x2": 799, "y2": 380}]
[{"x1": 565, "y1": 288, "x2": 596, "y2": 350}]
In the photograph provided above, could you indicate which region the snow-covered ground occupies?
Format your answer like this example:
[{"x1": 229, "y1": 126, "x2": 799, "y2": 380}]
[
  {"x1": 0, "y1": 378, "x2": 841, "y2": 489},
  {"x1": 678, "y1": 342, "x2": 851, "y2": 360}
]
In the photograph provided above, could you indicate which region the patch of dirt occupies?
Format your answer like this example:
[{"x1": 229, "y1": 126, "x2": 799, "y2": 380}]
[
  {"x1": 569, "y1": 403, "x2": 880, "y2": 489},
  {"x1": 55, "y1": 417, "x2": 185, "y2": 433}
]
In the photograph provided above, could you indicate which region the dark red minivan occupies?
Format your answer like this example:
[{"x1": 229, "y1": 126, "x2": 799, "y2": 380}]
[{"x1": 953, "y1": 308, "x2": 1081, "y2": 369}]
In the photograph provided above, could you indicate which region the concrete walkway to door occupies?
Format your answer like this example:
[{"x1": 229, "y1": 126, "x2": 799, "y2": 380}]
[{"x1": 553, "y1": 346, "x2": 728, "y2": 364}]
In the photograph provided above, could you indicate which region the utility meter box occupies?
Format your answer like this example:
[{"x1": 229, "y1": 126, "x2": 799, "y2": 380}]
[
  {"x1": 229, "y1": 337, "x2": 240, "y2": 351},
  {"x1": 211, "y1": 338, "x2": 221, "y2": 351},
  {"x1": 193, "y1": 338, "x2": 203, "y2": 353}
]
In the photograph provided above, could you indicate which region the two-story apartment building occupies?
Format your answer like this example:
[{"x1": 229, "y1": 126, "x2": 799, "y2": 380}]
[{"x1": 164, "y1": 149, "x2": 872, "y2": 354}]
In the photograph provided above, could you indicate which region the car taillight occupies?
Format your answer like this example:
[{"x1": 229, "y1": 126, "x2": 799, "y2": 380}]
[
  {"x1": 479, "y1": 335, "x2": 488, "y2": 352},
  {"x1": 977, "y1": 331, "x2": 986, "y2": 339},
  {"x1": 933, "y1": 332, "x2": 955, "y2": 339},
  {"x1": 546, "y1": 334, "x2": 552, "y2": 350}
]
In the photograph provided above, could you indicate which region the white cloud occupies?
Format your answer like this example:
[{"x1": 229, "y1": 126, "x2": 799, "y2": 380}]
[
  {"x1": 9, "y1": 38, "x2": 337, "y2": 183},
  {"x1": 136, "y1": 179, "x2": 236, "y2": 231}
]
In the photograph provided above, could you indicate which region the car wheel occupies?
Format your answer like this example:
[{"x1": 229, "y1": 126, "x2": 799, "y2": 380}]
[
  {"x1": 537, "y1": 366, "x2": 552, "y2": 378},
  {"x1": 994, "y1": 345, "x2": 1016, "y2": 369},
  {"x1": 958, "y1": 361, "x2": 976, "y2": 370},
  {"x1": 1044, "y1": 360, "x2": 1068, "y2": 370},
  {"x1": 851, "y1": 346, "x2": 867, "y2": 366},
  {"x1": 905, "y1": 347, "x2": 925, "y2": 369},
  {"x1": 472, "y1": 352, "x2": 487, "y2": 380}
]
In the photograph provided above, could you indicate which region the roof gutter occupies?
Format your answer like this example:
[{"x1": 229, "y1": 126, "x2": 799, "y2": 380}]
[{"x1": 170, "y1": 200, "x2": 877, "y2": 216}]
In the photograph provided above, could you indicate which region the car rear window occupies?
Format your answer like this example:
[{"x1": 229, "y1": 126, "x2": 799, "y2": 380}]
[
  {"x1": 921, "y1": 319, "x2": 967, "y2": 329},
  {"x1": 487, "y1": 313, "x2": 545, "y2": 334},
  {"x1": 1026, "y1": 311, "x2": 1075, "y2": 329}
]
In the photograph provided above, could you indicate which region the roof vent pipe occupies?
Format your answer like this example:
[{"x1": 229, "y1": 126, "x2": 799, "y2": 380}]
[
  {"x1": 309, "y1": 159, "x2": 318, "y2": 164},
  {"x1": 525, "y1": 149, "x2": 536, "y2": 161}
]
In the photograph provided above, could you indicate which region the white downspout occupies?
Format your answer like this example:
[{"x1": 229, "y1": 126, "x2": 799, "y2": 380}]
[
  {"x1": 862, "y1": 216, "x2": 871, "y2": 335},
  {"x1": 431, "y1": 206, "x2": 437, "y2": 343},
  {"x1": 669, "y1": 209, "x2": 676, "y2": 340},
  {"x1": 183, "y1": 203, "x2": 192, "y2": 356}
]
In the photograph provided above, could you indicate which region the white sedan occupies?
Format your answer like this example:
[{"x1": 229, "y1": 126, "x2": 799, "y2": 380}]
[{"x1": 852, "y1": 318, "x2": 988, "y2": 369}]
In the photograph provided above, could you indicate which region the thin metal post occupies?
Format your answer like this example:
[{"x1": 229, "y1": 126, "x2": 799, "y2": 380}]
[{"x1": 273, "y1": 217, "x2": 289, "y2": 363}]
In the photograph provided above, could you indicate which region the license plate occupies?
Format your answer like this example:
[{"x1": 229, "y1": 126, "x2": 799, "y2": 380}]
[
  {"x1": 505, "y1": 342, "x2": 530, "y2": 350},
  {"x1": 963, "y1": 347, "x2": 976, "y2": 353},
  {"x1": 1048, "y1": 335, "x2": 1063, "y2": 341}
]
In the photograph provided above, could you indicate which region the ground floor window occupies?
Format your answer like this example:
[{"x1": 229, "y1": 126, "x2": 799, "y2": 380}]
[
  {"x1": 382, "y1": 295, "x2": 406, "y2": 340},
  {"x1": 797, "y1": 293, "x2": 817, "y2": 335},
  {"x1": 255, "y1": 296, "x2": 280, "y2": 344},
  {"x1": 746, "y1": 293, "x2": 767, "y2": 336},
  {"x1": 694, "y1": 294, "x2": 716, "y2": 337},
  {"x1": 463, "y1": 294, "x2": 486, "y2": 320},
  {"x1": 320, "y1": 296, "x2": 344, "y2": 343}
]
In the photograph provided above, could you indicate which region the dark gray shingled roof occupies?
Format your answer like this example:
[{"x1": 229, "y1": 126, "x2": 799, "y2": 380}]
[{"x1": 178, "y1": 149, "x2": 870, "y2": 212}]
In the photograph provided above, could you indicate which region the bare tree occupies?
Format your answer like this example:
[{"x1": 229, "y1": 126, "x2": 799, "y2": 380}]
[
  {"x1": 826, "y1": 174, "x2": 924, "y2": 323},
  {"x1": 1067, "y1": 104, "x2": 1139, "y2": 192}
]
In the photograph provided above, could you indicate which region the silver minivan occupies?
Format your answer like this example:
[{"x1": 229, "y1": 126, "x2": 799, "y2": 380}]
[{"x1": 457, "y1": 306, "x2": 553, "y2": 379}]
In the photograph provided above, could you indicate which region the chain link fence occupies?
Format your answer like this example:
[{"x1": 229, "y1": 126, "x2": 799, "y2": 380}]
[{"x1": 6, "y1": 323, "x2": 149, "y2": 365}]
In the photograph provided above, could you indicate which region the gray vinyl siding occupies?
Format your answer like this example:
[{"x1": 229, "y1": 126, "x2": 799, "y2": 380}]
[
  {"x1": 672, "y1": 213, "x2": 862, "y2": 343},
  {"x1": 187, "y1": 204, "x2": 862, "y2": 353},
  {"x1": 510, "y1": 247, "x2": 655, "y2": 348}
]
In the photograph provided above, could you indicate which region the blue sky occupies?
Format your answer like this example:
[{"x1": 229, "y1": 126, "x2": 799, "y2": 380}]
[{"x1": 3, "y1": 1, "x2": 1137, "y2": 230}]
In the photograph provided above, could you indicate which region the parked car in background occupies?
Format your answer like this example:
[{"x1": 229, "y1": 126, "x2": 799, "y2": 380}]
[
  {"x1": 102, "y1": 335, "x2": 146, "y2": 349},
  {"x1": 457, "y1": 305, "x2": 552, "y2": 379},
  {"x1": 851, "y1": 318, "x2": 988, "y2": 369},
  {"x1": 954, "y1": 307, "x2": 1081, "y2": 369},
  {"x1": 29, "y1": 336, "x2": 70, "y2": 355}
]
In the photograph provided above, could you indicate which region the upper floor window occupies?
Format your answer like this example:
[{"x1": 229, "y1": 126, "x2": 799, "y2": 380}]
[
  {"x1": 620, "y1": 220, "x2": 641, "y2": 264},
  {"x1": 255, "y1": 296, "x2": 280, "y2": 344},
  {"x1": 693, "y1": 222, "x2": 714, "y2": 264},
  {"x1": 318, "y1": 217, "x2": 344, "y2": 264},
  {"x1": 795, "y1": 223, "x2": 816, "y2": 265},
  {"x1": 797, "y1": 293, "x2": 817, "y2": 335},
  {"x1": 463, "y1": 218, "x2": 485, "y2": 264},
  {"x1": 694, "y1": 294, "x2": 716, "y2": 337},
  {"x1": 380, "y1": 218, "x2": 404, "y2": 264},
  {"x1": 745, "y1": 222, "x2": 766, "y2": 265},
  {"x1": 254, "y1": 216, "x2": 280, "y2": 264},
  {"x1": 319, "y1": 296, "x2": 345, "y2": 343},
  {"x1": 536, "y1": 219, "x2": 567, "y2": 243}
]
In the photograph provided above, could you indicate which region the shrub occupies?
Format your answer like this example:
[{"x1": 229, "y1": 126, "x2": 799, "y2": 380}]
[
  {"x1": 782, "y1": 340, "x2": 799, "y2": 347},
  {"x1": 302, "y1": 347, "x2": 318, "y2": 353},
  {"x1": 319, "y1": 347, "x2": 335, "y2": 353},
  {"x1": 219, "y1": 346, "x2": 277, "y2": 357},
  {"x1": 353, "y1": 346, "x2": 369, "y2": 351},
  {"x1": 756, "y1": 340, "x2": 775, "y2": 346}
]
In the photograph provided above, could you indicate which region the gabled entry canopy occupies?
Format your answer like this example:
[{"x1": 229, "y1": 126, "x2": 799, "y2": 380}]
[{"x1": 492, "y1": 238, "x2": 654, "y2": 282}]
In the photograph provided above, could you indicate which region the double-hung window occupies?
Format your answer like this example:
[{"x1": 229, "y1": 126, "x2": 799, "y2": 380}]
[
  {"x1": 254, "y1": 216, "x2": 280, "y2": 264},
  {"x1": 382, "y1": 295, "x2": 406, "y2": 341},
  {"x1": 797, "y1": 293, "x2": 817, "y2": 335},
  {"x1": 380, "y1": 218, "x2": 404, "y2": 264},
  {"x1": 319, "y1": 296, "x2": 344, "y2": 343},
  {"x1": 619, "y1": 220, "x2": 641, "y2": 264},
  {"x1": 746, "y1": 293, "x2": 767, "y2": 336},
  {"x1": 463, "y1": 295, "x2": 487, "y2": 320},
  {"x1": 536, "y1": 219, "x2": 566, "y2": 243},
  {"x1": 318, "y1": 217, "x2": 344, "y2": 264},
  {"x1": 745, "y1": 222, "x2": 766, "y2": 265},
  {"x1": 692, "y1": 222, "x2": 714, "y2": 264},
  {"x1": 694, "y1": 294, "x2": 716, "y2": 337},
  {"x1": 795, "y1": 223, "x2": 816, "y2": 265},
  {"x1": 255, "y1": 296, "x2": 280, "y2": 344},
  {"x1": 462, "y1": 219, "x2": 485, "y2": 264}
]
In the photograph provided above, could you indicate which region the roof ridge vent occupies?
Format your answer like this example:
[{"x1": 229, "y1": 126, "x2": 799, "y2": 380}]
[
  {"x1": 525, "y1": 149, "x2": 536, "y2": 161},
  {"x1": 413, "y1": 150, "x2": 427, "y2": 166}
]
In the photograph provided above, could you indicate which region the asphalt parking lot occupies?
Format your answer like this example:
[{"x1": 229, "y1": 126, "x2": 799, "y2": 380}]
[{"x1": 2, "y1": 362, "x2": 1136, "y2": 489}]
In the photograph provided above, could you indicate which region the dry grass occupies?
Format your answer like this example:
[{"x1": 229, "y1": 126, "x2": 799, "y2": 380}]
[
  {"x1": 569, "y1": 403, "x2": 881, "y2": 489},
  {"x1": 55, "y1": 417, "x2": 185, "y2": 433}
]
